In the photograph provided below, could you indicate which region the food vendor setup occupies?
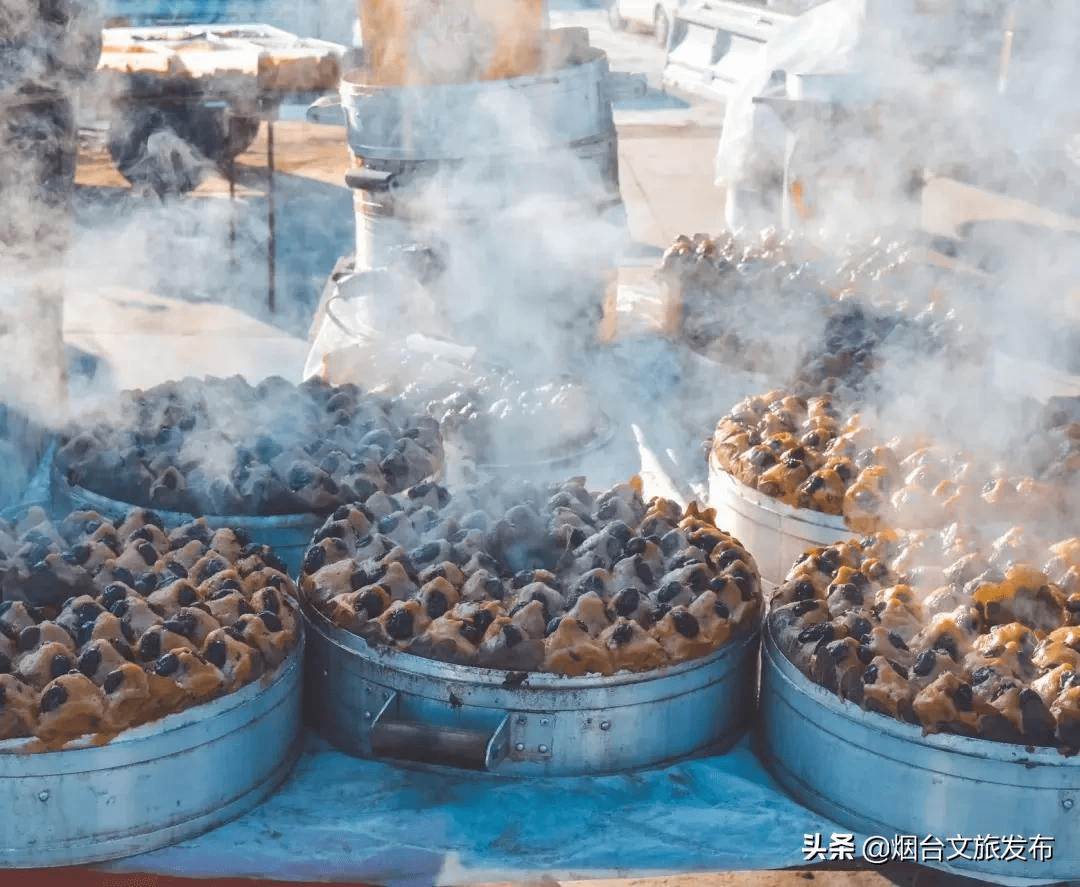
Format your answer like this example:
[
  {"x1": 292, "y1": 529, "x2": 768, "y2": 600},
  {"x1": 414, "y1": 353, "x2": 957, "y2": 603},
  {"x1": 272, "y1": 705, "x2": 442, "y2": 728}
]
[
  {"x1": 12, "y1": 0, "x2": 1080, "y2": 884},
  {"x1": 304, "y1": 0, "x2": 647, "y2": 414}
]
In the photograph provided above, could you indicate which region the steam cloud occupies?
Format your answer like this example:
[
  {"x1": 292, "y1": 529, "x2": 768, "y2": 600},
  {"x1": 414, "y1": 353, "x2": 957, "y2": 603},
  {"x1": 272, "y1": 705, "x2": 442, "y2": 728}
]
[
  {"x1": 319, "y1": 17, "x2": 636, "y2": 480},
  {"x1": 8, "y1": 0, "x2": 1080, "y2": 522},
  {"x1": 696, "y1": 0, "x2": 1080, "y2": 532}
]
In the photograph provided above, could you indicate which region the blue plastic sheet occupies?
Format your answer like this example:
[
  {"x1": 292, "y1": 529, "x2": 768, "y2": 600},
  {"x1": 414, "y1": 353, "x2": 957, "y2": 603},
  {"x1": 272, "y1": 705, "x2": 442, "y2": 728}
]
[{"x1": 102, "y1": 733, "x2": 842, "y2": 885}]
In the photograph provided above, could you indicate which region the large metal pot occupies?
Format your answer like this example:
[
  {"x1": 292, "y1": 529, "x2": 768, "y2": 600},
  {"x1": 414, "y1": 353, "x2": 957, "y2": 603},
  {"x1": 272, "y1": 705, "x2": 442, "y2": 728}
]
[
  {"x1": 707, "y1": 455, "x2": 852, "y2": 590},
  {"x1": 304, "y1": 600, "x2": 758, "y2": 777},
  {"x1": 759, "y1": 620, "x2": 1080, "y2": 883},
  {"x1": 337, "y1": 31, "x2": 636, "y2": 162},
  {"x1": 0, "y1": 638, "x2": 303, "y2": 867},
  {"x1": 55, "y1": 476, "x2": 323, "y2": 578}
]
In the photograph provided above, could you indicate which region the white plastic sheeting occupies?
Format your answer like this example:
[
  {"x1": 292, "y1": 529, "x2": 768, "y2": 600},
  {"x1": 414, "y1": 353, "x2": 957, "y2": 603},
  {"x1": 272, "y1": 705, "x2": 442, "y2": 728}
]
[{"x1": 713, "y1": 0, "x2": 865, "y2": 193}]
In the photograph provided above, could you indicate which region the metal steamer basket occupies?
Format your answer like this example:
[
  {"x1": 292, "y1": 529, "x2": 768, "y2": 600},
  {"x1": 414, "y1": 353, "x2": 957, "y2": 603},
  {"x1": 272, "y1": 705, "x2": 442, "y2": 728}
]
[
  {"x1": 55, "y1": 474, "x2": 325, "y2": 577},
  {"x1": 304, "y1": 601, "x2": 758, "y2": 776},
  {"x1": 759, "y1": 621, "x2": 1080, "y2": 883},
  {"x1": 707, "y1": 455, "x2": 852, "y2": 591},
  {"x1": 316, "y1": 27, "x2": 642, "y2": 367},
  {"x1": 0, "y1": 638, "x2": 303, "y2": 867},
  {"x1": 337, "y1": 32, "x2": 632, "y2": 164}
]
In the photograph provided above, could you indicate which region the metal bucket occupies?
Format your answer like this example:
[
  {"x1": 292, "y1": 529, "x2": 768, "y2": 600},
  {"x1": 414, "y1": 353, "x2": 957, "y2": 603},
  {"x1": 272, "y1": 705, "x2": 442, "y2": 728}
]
[
  {"x1": 0, "y1": 639, "x2": 303, "y2": 867},
  {"x1": 337, "y1": 32, "x2": 630, "y2": 161},
  {"x1": 707, "y1": 455, "x2": 852, "y2": 591},
  {"x1": 759, "y1": 621, "x2": 1080, "y2": 883},
  {"x1": 55, "y1": 476, "x2": 323, "y2": 578},
  {"x1": 304, "y1": 600, "x2": 759, "y2": 777}
]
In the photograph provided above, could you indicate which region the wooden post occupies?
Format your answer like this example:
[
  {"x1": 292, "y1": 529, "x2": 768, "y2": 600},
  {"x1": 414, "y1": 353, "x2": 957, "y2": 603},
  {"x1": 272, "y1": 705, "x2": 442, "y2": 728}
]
[{"x1": 267, "y1": 118, "x2": 277, "y2": 314}]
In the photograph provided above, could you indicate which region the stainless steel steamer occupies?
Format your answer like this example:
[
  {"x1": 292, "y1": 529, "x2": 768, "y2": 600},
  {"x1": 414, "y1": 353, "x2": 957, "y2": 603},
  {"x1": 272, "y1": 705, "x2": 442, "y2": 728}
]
[
  {"x1": 708, "y1": 455, "x2": 852, "y2": 591},
  {"x1": 759, "y1": 620, "x2": 1080, "y2": 883},
  {"x1": 337, "y1": 29, "x2": 634, "y2": 253},
  {"x1": 304, "y1": 600, "x2": 758, "y2": 776},
  {"x1": 315, "y1": 28, "x2": 643, "y2": 368},
  {"x1": 0, "y1": 639, "x2": 303, "y2": 867}
]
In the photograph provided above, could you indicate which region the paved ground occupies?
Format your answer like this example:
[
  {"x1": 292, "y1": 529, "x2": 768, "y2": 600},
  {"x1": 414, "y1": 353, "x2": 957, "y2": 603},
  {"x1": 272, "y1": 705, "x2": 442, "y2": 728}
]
[{"x1": 484, "y1": 867, "x2": 1002, "y2": 887}]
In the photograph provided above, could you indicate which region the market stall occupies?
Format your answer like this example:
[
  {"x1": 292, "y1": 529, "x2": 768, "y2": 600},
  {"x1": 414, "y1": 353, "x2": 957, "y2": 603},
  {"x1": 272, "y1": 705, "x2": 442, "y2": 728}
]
[{"x1": 5, "y1": 0, "x2": 1080, "y2": 884}]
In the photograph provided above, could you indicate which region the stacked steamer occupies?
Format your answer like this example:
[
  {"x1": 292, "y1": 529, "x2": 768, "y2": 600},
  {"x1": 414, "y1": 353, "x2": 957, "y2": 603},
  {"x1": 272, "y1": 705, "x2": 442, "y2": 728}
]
[
  {"x1": 54, "y1": 375, "x2": 443, "y2": 574},
  {"x1": 300, "y1": 476, "x2": 763, "y2": 775},
  {"x1": 0, "y1": 504, "x2": 303, "y2": 865},
  {"x1": 337, "y1": 10, "x2": 628, "y2": 368},
  {"x1": 336, "y1": 7, "x2": 626, "y2": 356},
  {"x1": 309, "y1": 0, "x2": 640, "y2": 482}
]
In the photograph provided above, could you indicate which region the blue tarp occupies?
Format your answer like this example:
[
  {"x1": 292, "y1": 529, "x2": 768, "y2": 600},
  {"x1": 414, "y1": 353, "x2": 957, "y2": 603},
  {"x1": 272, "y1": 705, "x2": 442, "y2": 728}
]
[{"x1": 102, "y1": 732, "x2": 841, "y2": 885}]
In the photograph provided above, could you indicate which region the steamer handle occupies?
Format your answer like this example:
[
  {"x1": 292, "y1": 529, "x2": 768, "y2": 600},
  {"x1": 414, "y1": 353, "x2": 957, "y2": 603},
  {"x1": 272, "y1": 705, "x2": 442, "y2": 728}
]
[
  {"x1": 370, "y1": 693, "x2": 510, "y2": 771},
  {"x1": 306, "y1": 95, "x2": 343, "y2": 125},
  {"x1": 344, "y1": 167, "x2": 399, "y2": 193}
]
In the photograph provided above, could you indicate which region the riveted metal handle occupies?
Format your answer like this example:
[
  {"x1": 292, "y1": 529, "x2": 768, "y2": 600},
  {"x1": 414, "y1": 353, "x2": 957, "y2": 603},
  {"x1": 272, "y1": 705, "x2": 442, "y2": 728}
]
[
  {"x1": 344, "y1": 167, "x2": 402, "y2": 193},
  {"x1": 369, "y1": 692, "x2": 510, "y2": 771}
]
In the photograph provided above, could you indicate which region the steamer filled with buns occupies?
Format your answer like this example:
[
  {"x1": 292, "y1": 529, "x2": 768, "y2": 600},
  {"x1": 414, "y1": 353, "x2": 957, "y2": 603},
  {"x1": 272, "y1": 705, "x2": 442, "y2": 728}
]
[
  {"x1": 0, "y1": 503, "x2": 304, "y2": 867},
  {"x1": 300, "y1": 475, "x2": 762, "y2": 775},
  {"x1": 0, "y1": 505, "x2": 301, "y2": 746}
]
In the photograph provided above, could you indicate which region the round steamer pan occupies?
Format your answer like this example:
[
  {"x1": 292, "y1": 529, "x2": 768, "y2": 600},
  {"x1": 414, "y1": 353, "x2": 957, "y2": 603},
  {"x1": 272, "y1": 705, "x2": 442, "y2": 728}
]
[
  {"x1": 707, "y1": 455, "x2": 852, "y2": 592},
  {"x1": 55, "y1": 477, "x2": 323, "y2": 578},
  {"x1": 0, "y1": 638, "x2": 303, "y2": 867},
  {"x1": 304, "y1": 601, "x2": 758, "y2": 776},
  {"x1": 759, "y1": 621, "x2": 1080, "y2": 883},
  {"x1": 339, "y1": 34, "x2": 617, "y2": 162}
]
